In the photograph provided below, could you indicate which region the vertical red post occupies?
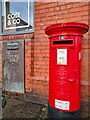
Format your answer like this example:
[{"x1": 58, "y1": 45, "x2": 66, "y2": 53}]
[{"x1": 45, "y1": 22, "x2": 89, "y2": 112}]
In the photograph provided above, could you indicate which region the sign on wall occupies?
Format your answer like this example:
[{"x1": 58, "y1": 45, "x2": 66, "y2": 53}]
[
  {"x1": 2, "y1": 40, "x2": 24, "y2": 93},
  {"x1": 4, "y1": 0, "x2": 30, "y2": 30}
]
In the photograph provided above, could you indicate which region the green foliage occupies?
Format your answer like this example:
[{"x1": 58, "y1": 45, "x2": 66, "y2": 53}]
[
  {"x1": 38, "y1": 105, "x2": 48, "y2": 120},
  {"x1": 2, "y1": 93, "x2": 10, "y2": 101}
]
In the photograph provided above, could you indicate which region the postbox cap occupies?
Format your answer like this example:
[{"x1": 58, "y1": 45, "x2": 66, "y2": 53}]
[{"x1": 45, "y1": 22, "x2": 89, "y2": 36}]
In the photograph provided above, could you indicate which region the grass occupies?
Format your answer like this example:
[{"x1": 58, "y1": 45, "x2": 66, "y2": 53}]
[{"x1": 38, "y1": 105, "x2": 48, "y2": 120}]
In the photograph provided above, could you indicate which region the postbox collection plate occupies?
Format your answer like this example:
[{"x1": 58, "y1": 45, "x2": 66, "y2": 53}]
[
  {"x1": 2, "y1": 40, "x2": 24, "y2": 93},
  {"x1": 57, "y1": 49, "x2": 67, "y2": 65}
]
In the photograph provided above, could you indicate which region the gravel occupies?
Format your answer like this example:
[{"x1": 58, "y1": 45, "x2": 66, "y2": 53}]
[{"x1": 2, "y1": 96, "x2": 48, "y2": 119}]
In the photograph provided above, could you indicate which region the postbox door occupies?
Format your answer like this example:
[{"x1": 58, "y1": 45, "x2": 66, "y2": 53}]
[
  {"x1": 50, "y1": 38, "x2": 81, "y2": 111},
  {"x1": 54, "y1": 44, "x2": 81, "y2": 111},
  {"x1": 2, "y1": 40, "x2": 24, "y2": 93}
]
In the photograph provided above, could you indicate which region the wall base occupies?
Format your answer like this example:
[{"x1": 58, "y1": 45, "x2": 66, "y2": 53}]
[{"x1": 48, "y1": 104, "x2": 80, "y2": 119}]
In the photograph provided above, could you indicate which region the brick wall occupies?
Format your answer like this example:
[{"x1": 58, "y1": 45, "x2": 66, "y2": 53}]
[{"x1": 0, "y1": 1, "x2": 89, "y2": 109}]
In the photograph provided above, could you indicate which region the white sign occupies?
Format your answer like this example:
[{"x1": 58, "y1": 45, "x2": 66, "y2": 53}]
[
  {"x1": 4, "y1": 0, "x2": 30, "y2": 30},
  {"x1": 57, "y1": 49, "x2": 67, "y2": 65},
  {"x1": 7, "y1": 12, "x2": 21, "y2": 26},
  {"x1": 55, "y1": 99, "x2": 70, "y2": 110}
]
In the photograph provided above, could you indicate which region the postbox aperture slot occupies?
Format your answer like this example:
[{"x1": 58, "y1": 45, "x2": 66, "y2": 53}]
[{"x1": 53, "y1": 40, "x2": 73, "y2": 45}]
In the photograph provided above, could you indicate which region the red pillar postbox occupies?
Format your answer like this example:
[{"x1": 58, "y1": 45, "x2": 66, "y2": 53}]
[{"x1": 45, "y1": 22, "x2": 89, "y2": 113}]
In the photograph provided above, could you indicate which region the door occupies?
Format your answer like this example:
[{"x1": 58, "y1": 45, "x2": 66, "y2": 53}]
[{"x1": 2, "y1": 40, "x2": 24, "y2": 93}]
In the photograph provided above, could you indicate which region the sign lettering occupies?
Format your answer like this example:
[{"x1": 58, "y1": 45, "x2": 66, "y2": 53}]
[{"x1": 7, "y1": 12, "x2": 21, "y2": 26}]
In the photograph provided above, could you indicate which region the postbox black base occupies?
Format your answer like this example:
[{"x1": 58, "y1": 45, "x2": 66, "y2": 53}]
[{"x1": 48, "y1": 104, "x2": 81, "y2": 119}]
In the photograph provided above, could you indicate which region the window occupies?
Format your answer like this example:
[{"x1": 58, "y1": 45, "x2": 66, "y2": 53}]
[{"x1": 0, "y1": 0, "x2": 34, "y2": 35}]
